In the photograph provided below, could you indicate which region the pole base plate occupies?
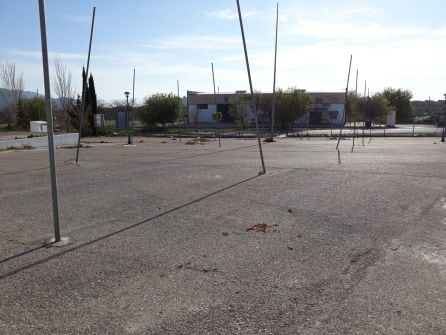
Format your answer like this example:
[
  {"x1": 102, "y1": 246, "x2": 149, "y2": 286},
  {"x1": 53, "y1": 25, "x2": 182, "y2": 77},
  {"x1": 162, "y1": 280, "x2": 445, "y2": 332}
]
[{"x1": 45, "y1": 236, "x2": 74, "y2": 247}]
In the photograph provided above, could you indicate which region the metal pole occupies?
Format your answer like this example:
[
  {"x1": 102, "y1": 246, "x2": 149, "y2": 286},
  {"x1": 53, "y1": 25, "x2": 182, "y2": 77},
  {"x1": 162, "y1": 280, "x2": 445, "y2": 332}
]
[
  {"x1": 236, "y1": 0, "x2": 266, "y2": 174},
  {"x1": 412, "y1": 115, "x2": 415, "y2": 137},
  {"x1": 442, "y1": 94, "x2": 446, "y2": 142},
  {"x1": 75, "y1": 7, "x2": 96, "y2": 163},
  {"x1": 368, "y1": 88, "x2": 372, "y2": 142},
  {"x1": 336, "y1": 54, "x2": 352, "y2": 151},
  {"x1": 352, "y1": 68, "x2": 358, "y2": 152},
  {"x1": 125, "y1": 93, "x2": 131, "y2": 144},
  {"x1": 38, "y1": 0, "x2": 61, "y2": 242},
  {"x1": 270, "y1": 2, "x2": 279, "y2": 141},
  {"x1": 362, "y1": 80, "x2": 366, "y2": 146},
  {"x1": 211, "y1": 62, "x2": 217, "y2": 105},
  {"x1": 211, "y1": 62, "x2": 221, "y2": 148},
  {"x1": 427, "y1": 96, "x2": 431, "y2": 114},
  {"x1": 131, "y1": 69, "x2": 135, "y2": 144},
  {"x1": 133, "y1": 69, "x2": 136, "y2": 106}
]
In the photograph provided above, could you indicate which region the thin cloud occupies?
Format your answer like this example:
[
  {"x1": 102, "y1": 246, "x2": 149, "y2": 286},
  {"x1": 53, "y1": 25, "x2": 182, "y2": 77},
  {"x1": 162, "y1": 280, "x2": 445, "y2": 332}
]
[
  {"x1": 142, "y1": 35, "x2": 240, "y2": 51},
  {"x1": 58, "y1": 13, "x2": 92, "y2": 23},
  {"x1": 204, "y1": 9, "x2": 257, "y2": 21},
  {"x1": 6, "y1": 49, "x2": 85, "y2": 61},
  {"x1": 285, "y1": 20, "x2": 426, "y2": 40}
]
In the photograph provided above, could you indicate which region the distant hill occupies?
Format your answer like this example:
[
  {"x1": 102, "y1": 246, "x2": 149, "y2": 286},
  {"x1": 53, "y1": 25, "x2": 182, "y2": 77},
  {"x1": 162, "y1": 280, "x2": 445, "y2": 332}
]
[{"x1": 0, "y1": 88, "x2": 61, "y2": 109}]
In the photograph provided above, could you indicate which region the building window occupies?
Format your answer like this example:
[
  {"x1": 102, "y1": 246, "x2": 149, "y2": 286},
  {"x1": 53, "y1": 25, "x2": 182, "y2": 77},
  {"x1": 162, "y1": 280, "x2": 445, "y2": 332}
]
[
  {"x1": 197, "y1": 104, "x2": 208, "y2": 109},
  {"x1": 330, "y1": 97, "x2": 338, "y2": 103},
  {"x1": 329, "y1": 111, "x2": 339, "y2": 119},
  {"x1": 315, "y1": 97, "x2": 323, "y2": 104}
]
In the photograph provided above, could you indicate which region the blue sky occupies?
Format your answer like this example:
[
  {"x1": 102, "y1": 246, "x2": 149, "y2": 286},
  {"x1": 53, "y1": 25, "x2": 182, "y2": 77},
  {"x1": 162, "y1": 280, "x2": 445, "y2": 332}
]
[{"x1": 1, "y1": 0, "x2": 445, "y2": 103}]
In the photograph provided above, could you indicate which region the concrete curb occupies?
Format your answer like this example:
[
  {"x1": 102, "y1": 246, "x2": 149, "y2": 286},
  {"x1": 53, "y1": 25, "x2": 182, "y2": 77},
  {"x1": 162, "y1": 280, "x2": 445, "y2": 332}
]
[{"x1": 0, "y1": 133, "x2": 79, "y2": 150}]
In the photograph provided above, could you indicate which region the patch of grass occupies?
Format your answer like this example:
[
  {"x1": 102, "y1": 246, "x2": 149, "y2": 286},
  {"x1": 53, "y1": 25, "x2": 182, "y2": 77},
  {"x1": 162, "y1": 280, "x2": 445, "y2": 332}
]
[
  {"x1": 60, "y1": 144, "x2": 91, "y2": 149},
  {"x1": 185, "y1": 137, "x2": 208, "y2": 145},
  {"x1": 0, "y1": 145, "x2": 35, "y2": 152},
  {"x1": 83, "y1": 140, "x2": 109, "y2": 144}
]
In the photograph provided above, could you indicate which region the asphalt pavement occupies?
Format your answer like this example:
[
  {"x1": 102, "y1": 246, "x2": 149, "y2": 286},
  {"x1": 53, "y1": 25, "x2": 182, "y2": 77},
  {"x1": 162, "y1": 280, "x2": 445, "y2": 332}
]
[{"x1": 1, "y1": 136, "x2": 445, "y2": 334}]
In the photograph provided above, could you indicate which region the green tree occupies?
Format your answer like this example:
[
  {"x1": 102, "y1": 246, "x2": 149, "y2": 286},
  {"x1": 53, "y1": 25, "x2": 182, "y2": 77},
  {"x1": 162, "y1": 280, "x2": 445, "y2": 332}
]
[
  {"x1": 356, "y1": 93, "x2": 389, "y2": 123},
  {"x1": 67, "y1": 94, "x2": 81, "y2": 130},
  {"x1": 383, "y1": 88, "x2": 413, "y2": 122},
  {"x1": 16, "y1": 99, "x2": 26, "y2": 129},
  {"x1": 345, "y1": 92, "x2": 362, "y2": 122},
  {"x1": 212, "y1": 112, "x2": 222, "y2": 122},
  {"x1": 255, "y1": 93, "x2": 272, "y2": 125},
  {"x1": 370, "y1": 93, "x2": 389, "y2": 123},
  {"x1": 88, "y1": 74, "x2": 98, "y2": 135},
  {"x1": 77, "y1": 67, "x2": 92, "y2": 135},
  {"x1": 140, "y1": 93, "x2": 181, "y2": 128},
  {"x1": 229, "y1": 96, "x2": 249, "y2": 130},
  {"x1": 17, "y1": 97, "x2": 46, "y2": 129},
  {"x1": 275, "y1": 88, "x2": 313, "y2": 132}
]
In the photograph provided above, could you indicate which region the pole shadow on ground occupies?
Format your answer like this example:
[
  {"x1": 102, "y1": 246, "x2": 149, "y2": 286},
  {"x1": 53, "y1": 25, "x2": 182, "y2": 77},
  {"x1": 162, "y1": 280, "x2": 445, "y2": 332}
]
[{"x1": 0, "y1": 174, "x2": 262, "y2": 281}]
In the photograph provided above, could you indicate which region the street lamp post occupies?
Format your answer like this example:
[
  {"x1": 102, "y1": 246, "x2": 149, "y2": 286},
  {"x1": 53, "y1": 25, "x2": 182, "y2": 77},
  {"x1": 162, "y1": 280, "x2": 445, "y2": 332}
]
[
  {"x1": 442, "y1": 94, "x2": 446, "y2": 142},
  {"x1": 124, "y1": 91, "x2": 132, "y2": 145}
]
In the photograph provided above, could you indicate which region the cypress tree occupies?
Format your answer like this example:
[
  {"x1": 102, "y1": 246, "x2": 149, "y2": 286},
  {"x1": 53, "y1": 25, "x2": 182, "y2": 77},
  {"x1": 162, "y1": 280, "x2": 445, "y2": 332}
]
[{"x1": 89, "y1": 74, "x2": 98, "y2": 135}]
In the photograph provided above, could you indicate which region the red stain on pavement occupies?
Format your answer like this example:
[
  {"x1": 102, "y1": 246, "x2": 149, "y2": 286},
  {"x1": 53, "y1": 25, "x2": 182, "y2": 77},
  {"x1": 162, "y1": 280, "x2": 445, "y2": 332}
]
[{"x1": 246, "y1": 223, "x2": 278, "y2": 233}]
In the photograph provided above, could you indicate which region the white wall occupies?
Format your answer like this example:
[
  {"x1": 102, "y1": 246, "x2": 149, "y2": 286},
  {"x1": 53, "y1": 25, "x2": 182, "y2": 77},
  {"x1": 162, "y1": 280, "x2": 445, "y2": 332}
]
[
  {"x1": 297, "y1": 103, "x2": 345, "y2": 125},
  {"x1": 328, "y1": 103, "x2": 345, "y2": 125},
  {"x1": 0, "y1": 133, "x2": 79, "y2": 150},
  {"x1": 189, "y1": 104, "x2": 217, "y2": 123}
]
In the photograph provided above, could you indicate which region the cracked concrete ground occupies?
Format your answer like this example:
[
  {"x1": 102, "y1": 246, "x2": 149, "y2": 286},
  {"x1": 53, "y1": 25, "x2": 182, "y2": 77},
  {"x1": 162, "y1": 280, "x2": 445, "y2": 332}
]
[{"x1": 0, "y1": 137, "x2": 445, "y2": 334}]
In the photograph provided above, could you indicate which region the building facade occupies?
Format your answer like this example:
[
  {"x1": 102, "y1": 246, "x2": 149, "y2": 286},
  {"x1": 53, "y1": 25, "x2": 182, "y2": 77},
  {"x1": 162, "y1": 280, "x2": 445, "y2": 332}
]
[{"x1": 187, "y1": 90, "x2": 346, "y2": 126}]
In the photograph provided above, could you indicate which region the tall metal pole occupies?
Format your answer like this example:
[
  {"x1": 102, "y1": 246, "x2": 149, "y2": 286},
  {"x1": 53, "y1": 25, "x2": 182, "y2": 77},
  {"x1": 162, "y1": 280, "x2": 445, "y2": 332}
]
[
  {"x1": 368, "y1": 88, "x2": 372, "y2": 141},
  {"x1": 362, "y1": 80, "x2": 366, "y2": 146},
  {"x1": 177, "y1": 79, "x2": 180, "y2": 98},
  {"x1": 236, "y1": 0, "x2": 266, "y2": 174},
  {"x1": 38, "y1": 0, "x2": 61, "y2": 242},
  {"x1": 75, "y1": 7, "x2": 96, "y2": 164},
  {"x1": 442, "y1": 94, "x2": 446, "y2": 142},
  {"x1": 125, "y1": 92, "x2": 131, "y2": 145},
  {"x1": 336, "y1": 54, "x2": 352, "y2": 151},
  {"x1": 130, "y1": 69, "x2": 135, "y2": 144},
  {"x1": 211, "y1": 62, "x2": 217, "y2": 105},
  {"x1": 352, "y1": 69, "x2": 358, "y2": 152},
  {"x1": 211, "y1": 62, "x2": 221, "y2": 147},
  {"x1": 427, "y1": 96, "x2": 431, "y2": 114},
  {"x1": 132, "y1": 69, "x2": 136, "y2": 106},
  {"x1": 412, "y1": 113, "x2": 415, "y2": 137},
  {"x1": 270, "y1": 2, "x2": 279, "y2": 141}
]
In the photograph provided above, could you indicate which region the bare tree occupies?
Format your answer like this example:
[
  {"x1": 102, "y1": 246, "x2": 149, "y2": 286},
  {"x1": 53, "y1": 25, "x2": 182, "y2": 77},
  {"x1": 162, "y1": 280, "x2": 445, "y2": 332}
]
[
  {"x1": 53, "y1": 57, "x2": 74, "y2": 131},
  {"x1": 0, "y1": 61, "x2": 24, "y2": 127}
]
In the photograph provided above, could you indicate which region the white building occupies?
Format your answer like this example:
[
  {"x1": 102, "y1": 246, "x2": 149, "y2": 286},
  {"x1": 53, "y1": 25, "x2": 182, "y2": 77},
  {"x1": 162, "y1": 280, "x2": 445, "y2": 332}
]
[{"x1": 187, "y1": 90, "x2": 346, "y2": 126}]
